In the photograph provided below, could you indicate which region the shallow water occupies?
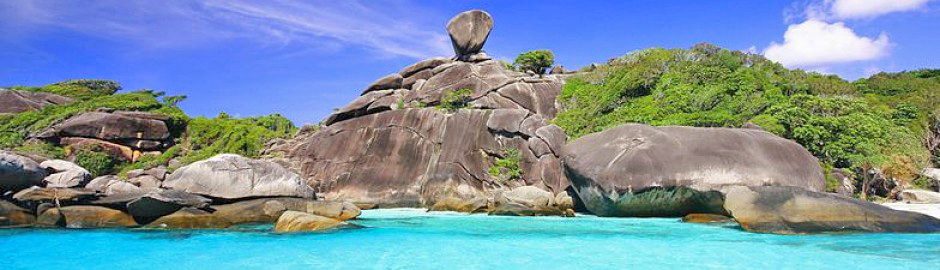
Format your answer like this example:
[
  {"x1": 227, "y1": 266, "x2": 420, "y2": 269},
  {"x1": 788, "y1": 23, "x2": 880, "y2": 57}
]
[{"x1": 2, "y1": 209, "x2": 939, "y2": 269}]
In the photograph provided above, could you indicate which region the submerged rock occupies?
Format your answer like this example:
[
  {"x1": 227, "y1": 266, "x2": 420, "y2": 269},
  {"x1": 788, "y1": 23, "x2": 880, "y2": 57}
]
[
  {"x1": 0, "y1": 151, "x2": 47, "y2": 192},
  {"x1": 723, "y1": 186, "x2": 940, "y2": 234},
  {"x1": 682, "y1": 213, "x2": 734, "y2": 224},
  {"x1": 563, "y1": 124, "x2": 824, "y2": 217},
  {"x1": 274, "y1": 211, "x2": 351, "y2": 233},
  {"x1": 162, "y1": 154, "x2": 315, "y2": 200},
  {"x1": 145, "y1": 198, "x2": 360, "y2": 229},
  {"x1": 36, "y1": 206, "x2": 137, "y2": 228}
]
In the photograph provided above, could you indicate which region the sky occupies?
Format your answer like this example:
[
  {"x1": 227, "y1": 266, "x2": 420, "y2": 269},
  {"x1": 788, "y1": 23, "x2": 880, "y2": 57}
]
[{"x1": 1, "y1": 0, "x2": 937, "y2": 125}]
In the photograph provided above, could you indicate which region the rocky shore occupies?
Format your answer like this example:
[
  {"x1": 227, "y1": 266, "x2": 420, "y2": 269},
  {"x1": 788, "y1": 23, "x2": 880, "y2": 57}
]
[{"x1": 3, "y1": 10, "x2": 940, "y2": 235}]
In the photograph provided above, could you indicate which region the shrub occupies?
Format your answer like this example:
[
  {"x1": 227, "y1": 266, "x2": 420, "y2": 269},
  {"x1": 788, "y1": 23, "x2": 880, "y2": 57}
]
[
  {"x1": 175, "y1": 113, "x2": 296, "y2": 165},
  {"x1": 437, "y1": 88, "x2": 473, "y2": 112},
  {"x1": 514, "y1": 50, "x2": 555, "y2": 74},
  {"x1": 488, "y1": 148, "x2": 522, "y2": 182},
  {"x1": 72, "y1": 146, "x2": 121, "y2": 177},
  {"x1": 11, "y1": 79, "x2": 121, "y2": 99},
  {"x1": 555, "y1": 44, "x2": 934, "y2": 181}
]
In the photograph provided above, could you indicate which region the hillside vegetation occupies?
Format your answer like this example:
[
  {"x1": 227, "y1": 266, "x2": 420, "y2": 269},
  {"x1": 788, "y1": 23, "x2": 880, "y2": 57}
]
[
  {"x1": 1, "y1": 80, "x2": 296, "y2": 176},
  {"x1": 555, "y1": 44, "x2": 939, "y2": 190}
]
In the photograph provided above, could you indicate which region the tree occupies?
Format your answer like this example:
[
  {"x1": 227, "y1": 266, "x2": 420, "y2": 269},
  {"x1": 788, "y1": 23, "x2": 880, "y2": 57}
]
[{"x1": 514, "y1": 50, "x2": 555, "y2": 74}]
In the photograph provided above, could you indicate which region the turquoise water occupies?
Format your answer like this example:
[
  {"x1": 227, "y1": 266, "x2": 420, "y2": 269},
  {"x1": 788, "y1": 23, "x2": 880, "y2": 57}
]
[{"x1": 2, "y1": 209, "x2": 939, "y2": 269}]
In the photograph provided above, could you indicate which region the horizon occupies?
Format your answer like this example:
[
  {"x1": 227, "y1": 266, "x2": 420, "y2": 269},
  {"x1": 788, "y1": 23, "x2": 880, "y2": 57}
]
[{"x1": 1, "y1": 0, "x2": 937, "y2": 125}]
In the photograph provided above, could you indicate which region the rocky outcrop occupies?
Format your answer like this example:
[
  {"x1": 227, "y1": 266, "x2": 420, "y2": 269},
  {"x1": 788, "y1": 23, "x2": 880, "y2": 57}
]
[
  {"x1": 162, "y1": 154, "x2": 315, "y2": 200},
  {"x1": 275, "y1": 11, "x2": 571, "y2": 216},
  {"x1": 724, "y1": 186, "x2": 940, "y2": 234},
  {"x1": 85, "y1": 175, "x2": 142, "y2": 195},
  {"x1": 40, "y1": 159, "x2": 91, "y2": 188},
  {"x1": 447, "y1": 10, "x2": 494, "y2": 59},
  {"x1": 563, "y1": 124, "x2": 825, "y2": 217},
  {"x1": 36, "y1": 206, "x2": 138, "y2": 228},
  {"x1": 37, "y1": 111, "x2": 173, "y2": 161},
  {"x1": 93, "y1": 190, "x2": 212, "y2": 223},
  {"x1": 12, "y1": 187, "x2": 97, "y2": 203},
  {"x1": 1, "y1": 200, "x2": 34, "y2": 227},
  {"x1": 0, "y1": 151, "x2": 47, "y2": 192},
  {"x1": 0, "y1": 89, "x2": 73, "y2": 114},
  {"x1": 898, "y1": 189, "x2": 940, "y2": 204},
  {"x1": 274, "y1": 211, "x2": 351, "y2": 233},
  {"x1": 489, "y1": 186, "x2": 573, "y2": 216}
]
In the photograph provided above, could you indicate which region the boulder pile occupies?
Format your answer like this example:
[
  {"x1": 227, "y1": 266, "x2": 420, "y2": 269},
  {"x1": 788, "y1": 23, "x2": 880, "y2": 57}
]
[
  {"x1": 0, "y1": 151, "x2": 358, "y2": 232},
  {"x1": 37, "y1": 110, "x2": 175, "y2": 161},
  {"x1": 271, "y1": 10, "x2": 573, "y2": 216}
]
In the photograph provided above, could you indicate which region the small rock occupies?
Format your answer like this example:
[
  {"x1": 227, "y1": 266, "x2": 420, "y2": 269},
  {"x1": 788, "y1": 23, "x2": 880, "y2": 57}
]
[
  {"x1": 899, "y1": 189, "x2": 940, "y2": 204},
  {"x1": 361, "y1": 73, "x2": 403, "y2": 95},
  {"x1": 682, "y1": 213, "x2": 734, "y2": 223},
  {"x1": 274, "y1": 211, "x2": 350, "y2": 233},
  {"x1": 39, "y1": 160, "x2": 91, "y2": 188}
]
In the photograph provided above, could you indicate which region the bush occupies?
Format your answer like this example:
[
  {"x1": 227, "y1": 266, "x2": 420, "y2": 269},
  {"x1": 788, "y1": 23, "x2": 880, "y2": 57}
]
[
  {"x1": 175, "y1": 113, "x2": 296, "y2": 165},
  {"x1": 437, "y1": 88, "x2": 473, "y2": 112},
  {"x1": 555, "y1": 44, "x2": 934, "y2": 181},
  {"x1": 488, "y1": 148, "x2": 522, "y2": 182},
  {"x1": 11, "y1": 79, "x2": 121, "y2": 99},
  {"x1": 72, "y1": 147, "x2": 121, "y2": 177},
  {"x1": 514, "y1": 50, "x2": 555, "y2": 74}
]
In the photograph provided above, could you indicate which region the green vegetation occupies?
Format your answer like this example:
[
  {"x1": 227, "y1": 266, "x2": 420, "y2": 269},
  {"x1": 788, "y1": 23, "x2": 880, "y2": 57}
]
[
  {"x1": 555, "y1": 43, "x2": 939, "y2": 186},
  {"x1": 514, "y1": 50, "x2": 555, "y2": 74},
  {"x1": 488, "y1": 148, "x2": 522, "y2": 182},
  {"x1": 2, "y1": 79, "x2": 296, "y2": 177},
  {"x1": 437, "y1": 88, "x2": 473, "y2": 112},
  {"x1": 73, "y1": 146, "x2": 121, "y2": 177}
]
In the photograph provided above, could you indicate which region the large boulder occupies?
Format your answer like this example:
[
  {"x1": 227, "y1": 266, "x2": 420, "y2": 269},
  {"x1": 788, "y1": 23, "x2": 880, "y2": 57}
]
[
  {"x1": 0, "y1": 89, "x2": 73, "y2": 114},
  {"x1": 274, "y1": 211, "x2": 351, "y2": 233},
  {"x1": 1, "y1": 200, "x2": 35, "y2": 227},
  {"x1": 40, "y1": 159, "x2": 91, "y2": 188},
  {"x1": 446, "y1": 10, "x2": 494, "y2": 58},
  {"x1": 162, "y1": 154, "x2": 315, "y2": 200},
  {"x1": 724, "y1": 186, "x2": 940, "y2": 234},
  {"x1": 12, "y1": 186, "x2": 98, "y2": 203},
  {"x1": 85, "y1": 175, "x2": 142, "y2": 195},
  {"x1": 36, "y1": 205, "x2": 137, "y2": 228},
  {"x1": 39, "y1": 111, "x2": 170, "y2": 142},
  {"x1": 0, "y1": 151, "x2": 47, "y2": 192},
  {"x1": 489, "y1": 186, "x2": 573, "y2": 216},
  {"x1": 563, "y1": 124, "x2": 825, "y2": 217}
]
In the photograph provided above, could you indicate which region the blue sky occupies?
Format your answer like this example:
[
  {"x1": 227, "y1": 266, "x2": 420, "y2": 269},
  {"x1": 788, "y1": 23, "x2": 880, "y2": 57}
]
[{"x1": 1, "y1": 0, "x2": 937, "y2": 125}]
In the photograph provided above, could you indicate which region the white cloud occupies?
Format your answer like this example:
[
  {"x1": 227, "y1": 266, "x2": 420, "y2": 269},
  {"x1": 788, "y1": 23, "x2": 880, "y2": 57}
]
[
  {"x1": 0, "y1": 0, "x2": 452, "y2": 59},
  {"x1": 763, "y1": 20, "x2": 890, "y2": 68},
  {"x1": 829, "y1": 0, "x2": 931, "y2": 19}
]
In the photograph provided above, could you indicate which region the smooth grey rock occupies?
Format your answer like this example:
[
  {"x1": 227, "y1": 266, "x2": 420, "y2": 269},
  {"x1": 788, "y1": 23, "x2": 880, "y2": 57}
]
[
  {"x1": 446, "y1": 10, "x2": 494, "y2": 57},
  {"x1": 163, "y1": 154, "x2": 315, "y2": 200},
  {"x1": 399, "y1": 57, "x2": 452, "y2": 77},
  {"x1": 899, "y1": 189, "x2": 940, "y2": 204},
  {"x1": 40, "y1": 160, "x2": 91, "y2": 188},
  {"x1": 564, "y1": 124, "x2": 825, "y2": 217},
  {"x1": 38, "y1": 111, "x2": 169, "y2": 142},
  {"x1": 0, "y1": 89, "x2": 73, "y2": 114},
  {"x1": 486, "y1": 109, "x2": 528, "y2": 134},
  {"x1": 0, "y1": 151, "x2": 47, "y2": 192},
  {"x1": 361, "y1": 73, "x2": 403, "y2": 95}
]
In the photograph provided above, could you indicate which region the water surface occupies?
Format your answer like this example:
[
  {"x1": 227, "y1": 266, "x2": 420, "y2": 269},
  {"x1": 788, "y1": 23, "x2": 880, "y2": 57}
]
[{"x1": 2, "y1": 209, "x2": 939, "y2": 269}]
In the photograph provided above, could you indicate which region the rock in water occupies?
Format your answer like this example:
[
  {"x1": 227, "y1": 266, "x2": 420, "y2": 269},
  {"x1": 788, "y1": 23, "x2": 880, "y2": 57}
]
[
  {"x1": 1, "y1": 200, "x2": 35, "y2": 227},
  {"x1": 724, "y1": 186, "x2": 940, "y2": 234},
  {"x1": 563, "y1": 124, "x2": 825, "y2": 217},
  {"x1": 0, "y1": 151, "x2": 47, "y2": 192},
  {"x1": 274, "y1": 211, "x2": 350, "y2": 233},
  {"x1": 36, "y1": 206, "x2": 137, "y2": 228},
  {"x1": 447, "y1": 10, "x2": 494, "y2": 58},
  {"x1": 162, "y1": 154, "x2": 315, "y2": 200},
  {"x1": 681, "y1": 213, "x2": 734, "y2": 224},
  {"x1": 40, "y1": 159, "x2": 92, "y2": 188}
]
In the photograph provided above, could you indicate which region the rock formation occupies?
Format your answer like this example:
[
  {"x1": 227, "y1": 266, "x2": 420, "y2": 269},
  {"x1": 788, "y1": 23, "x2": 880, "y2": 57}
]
[
  {"x1": 274, "y1": 210, "x2": 352, "y2": 233},
  {"x1": 163, "y1": 154, "x2": 315, "y2": 200},
  {"x1": 39, "y1": 159, "x2": 91, "y2": 188},
  {"x1": 272, "y1": 11, "x2": 572, "y2": 216},
  {"x1": 724, "y1": 186, "x2": 940, "y2": 233},
  {"x1": 0, "y1": 151, "x2": 47, "y2": 192},
  {"x1": 563, "y1": 124, "x2": 825, "y2": 217},
  {"x1": 0, "y1": 89, "x2": 73, "y2": 114},
  {"x1": 37, "y1": 111, "x2": 174, "y2": 161}
]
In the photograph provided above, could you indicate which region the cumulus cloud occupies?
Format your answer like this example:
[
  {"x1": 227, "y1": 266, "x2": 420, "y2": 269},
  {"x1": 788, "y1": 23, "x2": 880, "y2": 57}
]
[
  {"x1": 0, "y1": 0, "x2": 452, "y2": 59},
  {"x1": 763, "y1": 20, "x2": 890, "y2": 68}
]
